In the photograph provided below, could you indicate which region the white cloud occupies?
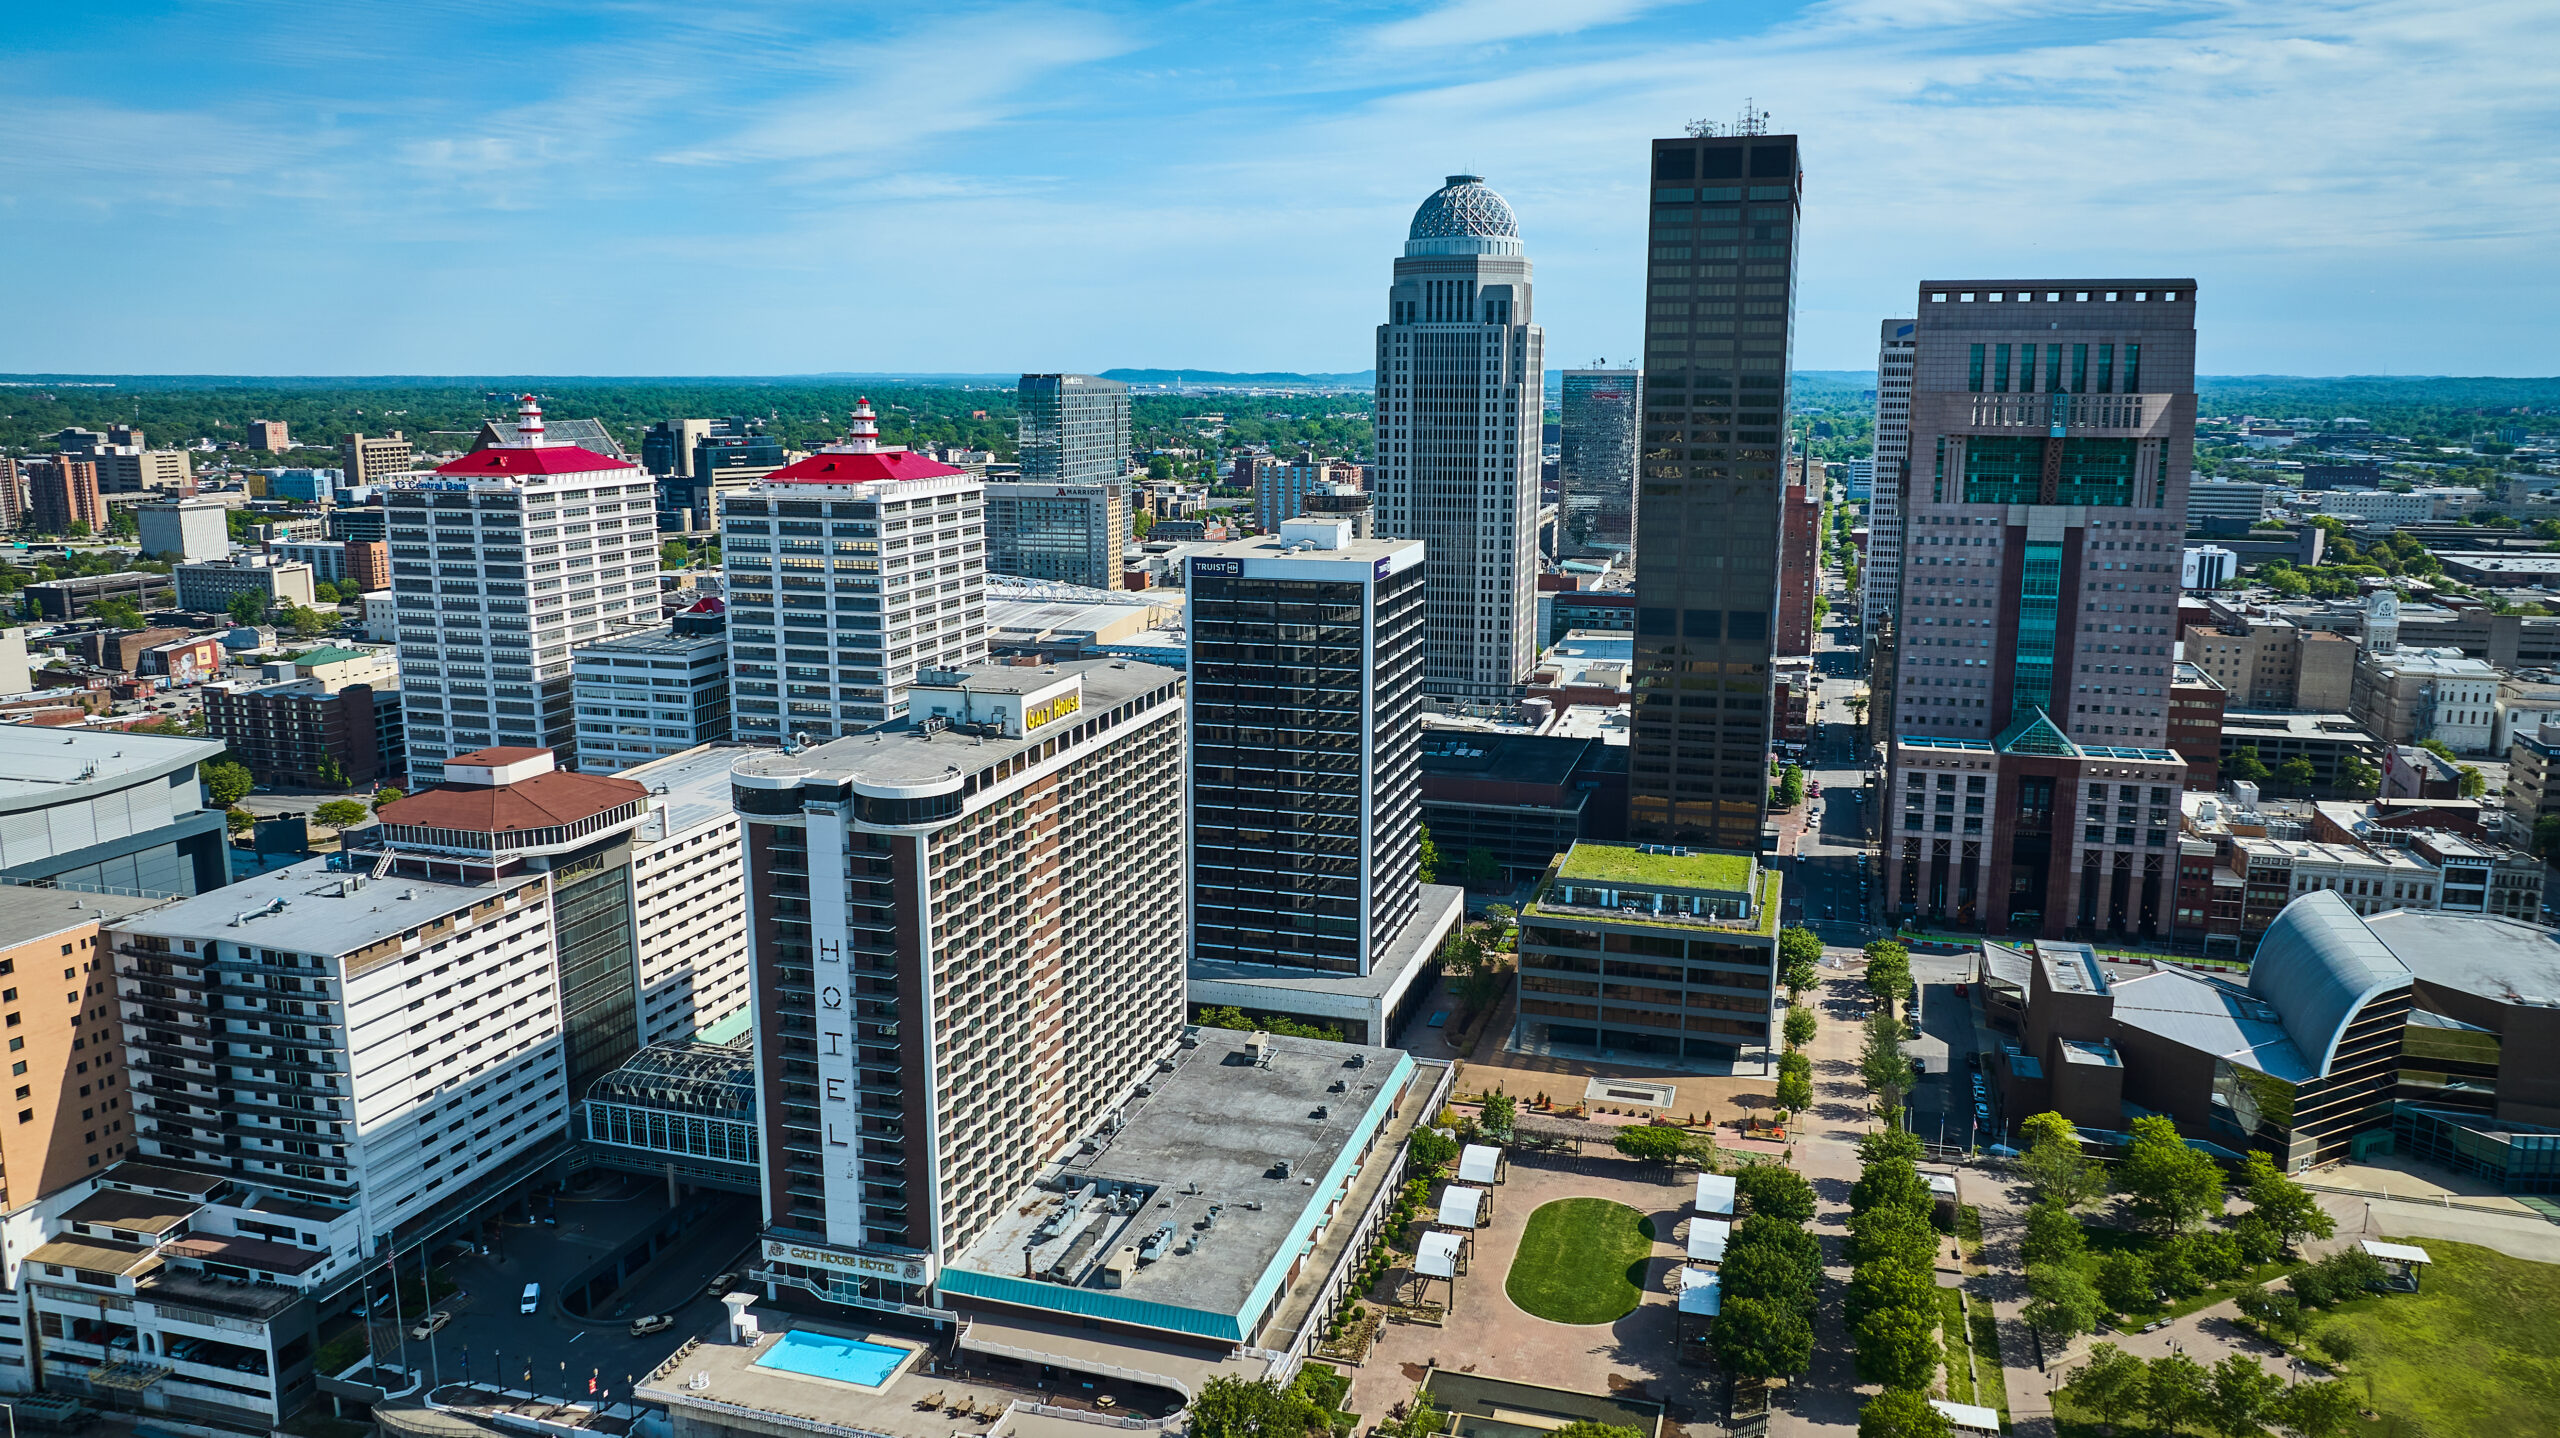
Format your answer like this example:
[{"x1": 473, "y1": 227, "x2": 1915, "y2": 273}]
[{"x1": 1366, "y1": 0, "x2": 1670, "y2": 50}]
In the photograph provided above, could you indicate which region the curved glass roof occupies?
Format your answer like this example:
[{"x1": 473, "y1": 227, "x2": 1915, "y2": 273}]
[
  {"x1": 2248, "y1": 890, "x2": 2414, "y2": 1075},
  {"x1": 584, "y1": 1040, "x2": 756, "y2": 1119}
]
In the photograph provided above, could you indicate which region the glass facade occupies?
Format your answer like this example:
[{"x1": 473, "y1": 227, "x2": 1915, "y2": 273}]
[
  {"x1": 1560, "y1": 369, "x2": 1641, "y2": 560},
  {"x1": 1017, "y1": 375, "x2": 1131, "y2": 488},
  {"x1": 554, "y1": 854, "x2": 642, "y2": 1101},
  {"x1": 1189, "y1": 565, "x2": 1424, "y2": 973},
  {"x1": 1629, "y1": 134, "x2": 1798, "y2": 852},
  {"x1": 2011, "y1": 540, "x2": 2062, "y2": 721}
]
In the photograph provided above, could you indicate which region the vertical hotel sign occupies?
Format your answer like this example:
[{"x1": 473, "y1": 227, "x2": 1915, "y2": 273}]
[{"x1": 802, "y1": 804, "x2": 867, "y2": 1250}]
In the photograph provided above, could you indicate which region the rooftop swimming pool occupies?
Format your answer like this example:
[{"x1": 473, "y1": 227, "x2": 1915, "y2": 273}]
[{"x1": 752, "y1": 1330, "x2": 912, "y2": 1388}]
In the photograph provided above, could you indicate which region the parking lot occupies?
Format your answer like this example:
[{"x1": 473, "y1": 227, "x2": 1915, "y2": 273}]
[{"x1": 352, "y1": 1177, "x2": 759, "y2": 1400}]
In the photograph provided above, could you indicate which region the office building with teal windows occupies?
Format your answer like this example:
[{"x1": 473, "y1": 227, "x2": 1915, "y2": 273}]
[{"x1": 1885, "y1": 281, "x2": 2199, "y2": 941}]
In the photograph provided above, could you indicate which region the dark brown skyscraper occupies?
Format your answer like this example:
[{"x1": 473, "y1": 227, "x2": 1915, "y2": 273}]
[{"x1": 1628, "y1": 130, "x2": 1801, "y2": 850}]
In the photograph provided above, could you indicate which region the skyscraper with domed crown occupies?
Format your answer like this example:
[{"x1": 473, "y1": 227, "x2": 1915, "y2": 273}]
[{"x1": 1372, "y1": 174, "x2": 1544, "y2": 711}]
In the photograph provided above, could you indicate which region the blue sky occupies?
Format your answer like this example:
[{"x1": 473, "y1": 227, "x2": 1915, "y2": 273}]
[{"x1": 2, "y1": 0, "x2": 2551, "y2": 377}]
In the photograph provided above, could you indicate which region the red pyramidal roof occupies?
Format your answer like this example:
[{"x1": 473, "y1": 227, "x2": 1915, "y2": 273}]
[
  {"x1": 762, "y1": 449, "x2": 967, "y2": 484},
  {"x1": 436, "y1": 446, "x2": 631, "y2": 476}
]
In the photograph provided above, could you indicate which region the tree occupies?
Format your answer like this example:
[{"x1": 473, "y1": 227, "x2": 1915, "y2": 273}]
[
  {"x1": 2277, "y1": 755, "x2": 2317, "y2": 795},
  {"x1": 1860, "y1": 1009, "x2": 1911, "y2": 1118},
  {"x1": 224, "y1": 806, "x2": 255, "y2": 835},
  {"x1": 1735, "y1": 1163, "x2": 1815, "y2": 1226},
  {"x1": 2458, "y1": 763, "x2": 2487, "y2": 799},
  {"x1": 1187, "y1": 1376, "x2": 1329, "y2": 1438},
  {"x1": 1851, "y1": 1298, "x2": 1941, "y2": 1390},
  {"x1": 225, "y1": 591, "x2": 269, "y2": 626},
  {"x1": 373, "y1": 786, "x2": 404, "y2": 807},
  {"x1": 90, "y1": 597, "x2": 145, "y2": 630},
  {"x1": 2019, "y1": 1111, "x2": 2106, "y2": 1209},
  {"x1": 2417, "y1": 737, "x2": 2457, "y2": 763},
  {"x1": 1855, "y1": 1389, "x2": 1949, "y2": 1438},
  {"x1": 1416, "y1": 822, "x2": 1439, "y2": 884},
  {"x1": 1779, "y1": 925, "x2": 1824, "y2": 980},
  {"x1": 2336, "y1": 756, "x2": 2380, "y2": 796},
  {"x1": 1612, "y1": 1125, "x2": 1688, "y2": 1165},
  {"x1": 2062, "y1": 1342, "x2": 2150, "y2": 1435},
  {"x1": 2096, "y1": 1250, "x2": 2156, "y2": 1312},
  {"x1": 1850, "y1": 1157, "x2": 1934, "y2": 1221},
  {"x1": 2238, "y1": 1152, "x2": 2335, "y2": 1253},
  {"x1": 2234, "y1": 1284, "x2": 2303, "y2": 1342},
  {"x1": 2275, "y1": 1380, "x2": 2359, "y2": 1438},
  {"x1": 2228, "y1": 746, "x2": 2272, "y2": 785},
  {"x1": 2117, "y1": 1114, "x2": 2227, "y2": 1234},
  {"x1": 2534, "y1": 812, "x2": 2560, "y2": 860},
  {"x1": 1783, "y1": 1004, "x2": 1817, "y2": 1048},
  {"x1": 660, "y1": 540, "x2": 691, "y2": 570},
  {"x1": 1478, "y1": 1092, "x2": 1517, "y2": 1144},
  {"x1": 1858, "y1": 1127, "x2": 1924, "y2": 1166},
  {"x1": 2023, "y1": 1262, "x2": 2104, "y2": 1342},
  {"x1": 310, "y1": 799, "x2": 370, "y2": 832},
  {"x1": 1713, "y1": 1294, "x2": 1814, "y2": 1378},
  {"x1": 202, "y1": 761, "x2": 255, "y2": 808},
  {"x1": 2021, "y1": 1199, "x2": 2087, "y2": 1269},
  {"x1": 1863, "y1": 939, "x2": 1913, "y2": 1010},
  {"x1": 1781, "y1": 948, "x2": 1821, "y2": 1001},
  {"x1": 2143, "y1": 1353, "x2": 2210, "y2": 1433},
  {"x1": 2204, "y1": 1353, "x2": 2285, "y2": 1438},
  {"x1": 283, "y1": 604, "x2": 334, "y2": 637},
  {"x1": 1776, "y1": 764, "x2": 1805, "y2": 809},
  {"x1": 1462, "y1": 846, "x2": 1501, "y2": 889},
  {"x1": 1775, "y1": 1066, "x2": 1813, "y2": 1116},
  {"x1": 1406, "y1": 1126, "x2": 1458, "y2": 1173}
]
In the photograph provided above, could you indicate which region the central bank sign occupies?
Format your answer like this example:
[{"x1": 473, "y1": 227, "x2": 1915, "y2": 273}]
[{"x1": 762, "y1": 1239, "x2": 936, "y2": 1287}]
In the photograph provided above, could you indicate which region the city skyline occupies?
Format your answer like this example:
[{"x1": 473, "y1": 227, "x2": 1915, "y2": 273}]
[{"x1": 3, "y1": 2, "x2": 2549, "y2": 378}]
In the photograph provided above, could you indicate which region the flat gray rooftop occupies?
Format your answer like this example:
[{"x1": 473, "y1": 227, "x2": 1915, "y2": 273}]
[
  {"x1": 2366, "y1": 910, "x2": 2560, "y2": 1007},
  {"x1": 621, "y1": 742, "x2": 751, "y2": 838},
  {"x1": 0, "y1": 885, "x2": 167, "y2": 943},
  {"x1": 2107, "y1": 967, "x2": 2313, "y2": 1083},
  {"x1": 732, "y1": 659, "x2": 1178, "y2": 790},
  {"x1": 572, "y1": 626, "x2": 726, "y2": 661},
  {"x1": 0, "y1": 724, "x2": 221, "y2": 809},
  {"x1": 945, "y1": 1031, "x2": 1413, "y2": 1337},
  {"x1": 110, "y1": 857, "x2": 495, "y2": 958}
]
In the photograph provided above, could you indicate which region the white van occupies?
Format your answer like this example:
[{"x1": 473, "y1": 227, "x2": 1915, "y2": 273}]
[{"x1": 519, "y1": 1282, "x2": 541, "y2": 1314}]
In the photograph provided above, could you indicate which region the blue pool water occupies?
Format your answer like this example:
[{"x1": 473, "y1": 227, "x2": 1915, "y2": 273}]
[{"x1": 753, "y1": 1330, "x2": 910, "y2": 1387}]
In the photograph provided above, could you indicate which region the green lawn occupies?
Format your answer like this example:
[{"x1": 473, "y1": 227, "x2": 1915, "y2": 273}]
[
  {"x1": 2310, "y1": 1237, "x2": 2560, "y2": 1437},
  {"x1": 1935, "y1": 1287, "x2": 1974, "y2": 1403},
  {"x1": 2054, "y1": 1237, "x2": 2560, "y2": 1438},
  {"x1": 1504, "y1": 1198, "x2": 1657, "y2": 1325}
]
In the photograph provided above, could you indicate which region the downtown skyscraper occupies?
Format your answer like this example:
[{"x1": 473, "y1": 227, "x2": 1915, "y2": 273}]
[
  {"x1": 1627, "y1": 132, "x2": 1801, "y2": 851},
  {"x1": 1884, "y1": 281, "x2": 2198, "y2": 941},
  {"x1": 1559, "y1": 366, "x2": 1642, "y2": 563},
  {"x1": 1373, "y1": 175, "x2": 1543, "y2": 711}
]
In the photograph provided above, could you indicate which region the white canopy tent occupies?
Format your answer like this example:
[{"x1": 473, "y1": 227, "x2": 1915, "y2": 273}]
[
  {"x1": 1686, "y1": 1218, "x2": 1731, "y2": 1264},
  {"x1": 1676, "y1": 1266, "x2": 1721, "y2": 1316},
  {"x1": 1694, "y1": 1173, "x2": 1736, "y2": 1216},
  {"x1": 1436, "y1": 1185, "x2": 1484, "y2": 1230},
  {"x1": 1457, "y1": 1144, "x2": 1503, "y2": 1185},
  {"x1": 1416, "y1": 1230, "x2": 1465, "y2": 1280}
]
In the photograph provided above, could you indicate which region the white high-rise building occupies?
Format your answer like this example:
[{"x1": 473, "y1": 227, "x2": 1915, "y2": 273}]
[
  {"x1": 1866, "y1": 318, "x2": 1916, "y2": 624},
  {"x1": 390, "y1": 396, "x2": 660, "y2": 787},
  {"x1": 719, "y1": 399, "x2": 988, "y2": 742},
  {"x1": 1372, "y1": 174, "x2": 1543, "y2": 710}
]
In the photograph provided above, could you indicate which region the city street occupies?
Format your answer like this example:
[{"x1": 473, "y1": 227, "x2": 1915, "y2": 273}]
[
  {"x1": 1784, "y1": 606, "x2": 1879, "y2": 948},
  {"x1": 356, "y1": 1178, "x2": 759, "y2": 1403}
]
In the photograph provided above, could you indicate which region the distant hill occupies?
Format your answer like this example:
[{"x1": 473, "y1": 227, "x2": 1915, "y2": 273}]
[{"x1": 1100, "y1": 368, "x2": 1374, "y2": 387}]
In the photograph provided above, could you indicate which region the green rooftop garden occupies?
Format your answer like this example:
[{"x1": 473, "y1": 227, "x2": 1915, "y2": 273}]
[{"x1": 1555, "y1": 842, "x2": 1755, "y2": 894}]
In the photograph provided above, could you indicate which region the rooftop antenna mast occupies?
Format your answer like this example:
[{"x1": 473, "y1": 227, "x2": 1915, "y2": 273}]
[{"x1": 1737, "y1": 99, "x2": 1770, "y2": 136}]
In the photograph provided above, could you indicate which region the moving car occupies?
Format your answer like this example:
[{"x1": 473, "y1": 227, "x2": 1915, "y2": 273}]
[
  {"x1": 630, "y1": 1315, "x2": 676, "y2": 1338},
  {"x1": 704, "y1": 1271, "x2": 739, "y2": 1298},
  {"x1": 520, "y1": 1283, "x2": 542, "y2": 1314},
  {"x1": 411, "y1": 1312, "x2": 453, "y2": 1340}
]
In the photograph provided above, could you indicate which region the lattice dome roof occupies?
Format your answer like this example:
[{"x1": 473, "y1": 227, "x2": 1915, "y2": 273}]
[{"x1": 1408, "y1": 174, "x2": 1519, "y2": 243}]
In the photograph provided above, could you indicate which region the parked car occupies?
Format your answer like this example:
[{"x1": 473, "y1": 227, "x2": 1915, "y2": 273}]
[
  {"x1": 704, "y1": 1271, "x2": 739, "y2": 1298},
  {"x1": 411, "y1": 1312, "x2": 453, "y2": 1340},
  {"x1": 630, "y1": 1315, "x2": 676, "y2": 1338},
  {"x1": 520, "y1": 1282, "x2": 542, "y2": 1314}
]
